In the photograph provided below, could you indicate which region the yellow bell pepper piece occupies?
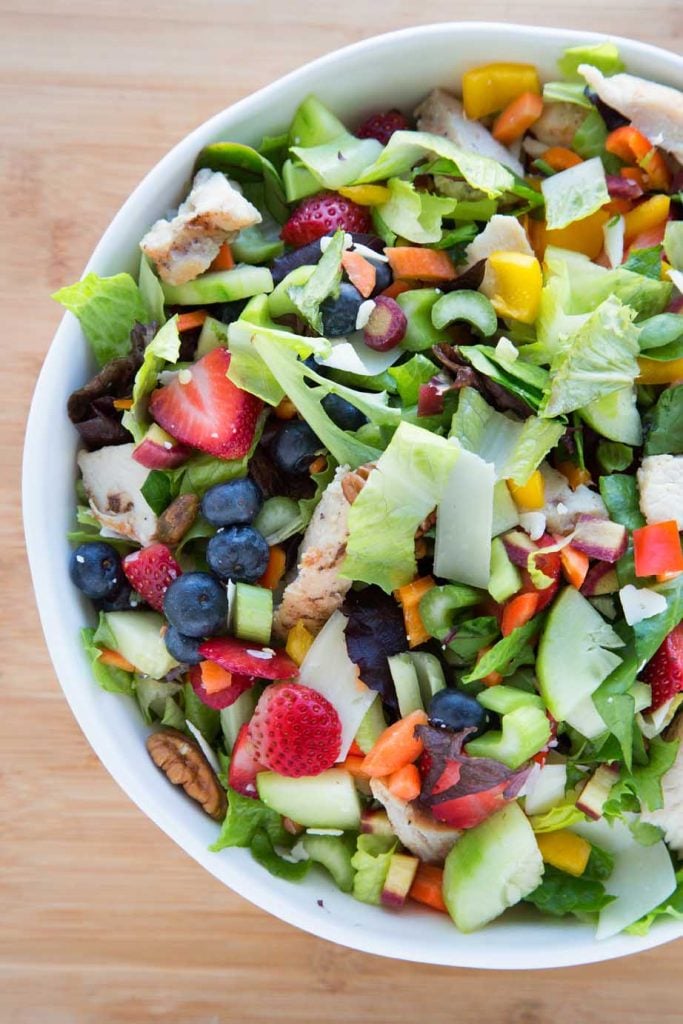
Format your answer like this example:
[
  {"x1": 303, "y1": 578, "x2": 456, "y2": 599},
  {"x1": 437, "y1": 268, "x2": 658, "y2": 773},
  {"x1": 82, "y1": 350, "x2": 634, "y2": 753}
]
[
  {"x1": 661, "y1": 259, "x2": 673, "y2": 281},
  {"x1": 540, "y1": 209, "x2": 610, "y2": 260},
  {"x1": 487, "y1": 251, "x2": 543, "y2": 324},
  {"x1": 623, "y1": 194, "x2": 670, "y2": 241},
  {"x1": 337, "y1": 184, "x2": 391, "y2": 206},
  {"x1": 536, "y1": 830, "x2": 591, "y2": 878},
  {"x1": 507, "y1": 469, "x2": 545, "y2": 512},
  {"x1": 556, "y1": 461, "x2": 592, "y2": 490},
  {"x1": 637, "y1": 356, "x2": 683, "y2": 385},
  {"x1": 462, "y1": 62, "x2": 541, "y2": 120},
  {"x1": 286, "y1": 621, "x2": 315, "y2": 666}
]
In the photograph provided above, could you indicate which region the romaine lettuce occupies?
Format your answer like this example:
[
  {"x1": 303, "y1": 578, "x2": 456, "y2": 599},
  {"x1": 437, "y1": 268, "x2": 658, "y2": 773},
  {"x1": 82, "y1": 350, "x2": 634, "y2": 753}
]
[
  {"x1": 376, "y1": 178, "x2": 456, "y2": 244},
  {"x1": 351, "y1": 834, "x2": 396, "y2": 905},
  {"x1": 128, "y1": 315, "x2": 181, "y2": 431},
  {"x1": 53, "y1": 272, "x2": 149, "y2": 366},
  {"x1": 541, "y1": 157, "x2": 609, "y2": 230},
  {"x1": 558, "y1": 42, "x2": 624, "y2": 80},
  {"x1": 288, "y1": 229, "x2": 344, "y2": 332}
]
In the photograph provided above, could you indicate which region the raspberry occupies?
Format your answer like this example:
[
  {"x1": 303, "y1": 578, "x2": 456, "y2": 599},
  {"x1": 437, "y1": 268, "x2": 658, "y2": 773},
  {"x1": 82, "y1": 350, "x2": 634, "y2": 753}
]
[
  {"x1": 280, "y1": 192, "x2": 373, "y2": 248},
  {"x1": 123, "y1": 543, "x2": 181, "y2": 612},
  {"x1": 248, "y1": 682, "x2": 342, "y2": 777},
  {"x1": 356, "y1": 109, "x2": 410, "y2": 145},
  {"x1": 643, "y1": 624, "x2": 683, "y2": 711}
]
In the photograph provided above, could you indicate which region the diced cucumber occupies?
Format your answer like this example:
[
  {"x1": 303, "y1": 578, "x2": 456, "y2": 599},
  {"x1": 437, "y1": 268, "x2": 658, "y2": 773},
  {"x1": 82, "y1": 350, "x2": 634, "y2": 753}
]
[
  {"x1": 220, "y1": 687, "x2": 258, "y2": 752},
  {"x1": 388, "y1": 653, "x2": 424, "y2": 717},
  {"x1": 231, "y1": 225, "x2": 284, "y2": 266},
  {"x1": 253, "y1": 496, "x2": 304, "y2": 544},
  {"x1": 581, "y1": 386, "x2": 642, "y2": 445},
  {"x1": 302, "y1": 833, "x2": 356, "y2": 892},
  {"x1": 196, "y1": 316, "x2": 229, "y2": 357},
  {"x1": 409, "y1": 652, "x2": 446, "y2": 705},
  {"x1": 232, "y1": 583, "x2": 273, "y2": 645},
  {"x1": 491, "y1": 479, "x2": 520, "y2": 537},
  {"x1": 354, "y1": 695, "x2": 388, "y2": 754},
  {"x1": 282, "y1": 159, "x2": 321, "y2": 202},
  {"x1": 161, "y1": 265, "x2": 273, "y2": 306},
  {"x1": 443, "y1": 802, "x2": 544, "y2": 932},
  {"x1": 477, "y1": 685, "x2": 544, "y2": 715},
  {"x1": 268, "y1": 264, "x2": 316, "y2": 318},
  {"x1": 104, "y1": 611, "x2": 178, "y2": 679},
  {"x1": 257, "y1": 769, "x2": 362, "y2": 830},
  {"x1": 488, "y1": 536, "x2": 522, "y2": 603},
  {"x1": 466, "y1": 705, "x2": 551, "y2": 769}
]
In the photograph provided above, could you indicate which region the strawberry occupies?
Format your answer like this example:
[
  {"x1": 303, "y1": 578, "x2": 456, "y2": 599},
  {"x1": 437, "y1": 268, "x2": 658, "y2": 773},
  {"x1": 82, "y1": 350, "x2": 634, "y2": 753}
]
[
  {"x1": 122, "y1": 543, "x2": 181, "y2": 612},
  {"x1": 248, "y1": 682, "x2": 342, "y2": 777},
  {"x1": 356, "y1": 109, "x2": 410, "y2": 145},
  {"x1": 280, "y1": 192, "x2": 373, "y2": 248},
  {"x1": 643, "y1": 624, "x2": 683, "y2": 711},
  {"x1": 148, "y1": 347, "x2": 262, "y2": 460},
  {"x1": 198, "y1": 636, "x2": 299, "y2": 679},
  {"x1": 229, "y1": 723, "x2": 265, "y2": 797},
  {"x1": 188, "y1": 665, "x2": 256, "y2": 711}
]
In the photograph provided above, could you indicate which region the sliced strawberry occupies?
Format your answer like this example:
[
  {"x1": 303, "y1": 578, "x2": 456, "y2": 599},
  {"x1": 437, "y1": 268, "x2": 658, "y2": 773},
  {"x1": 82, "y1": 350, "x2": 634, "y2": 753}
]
[
  {"x1": 519, "y1": 533, "x2": 561, "y2": 612},
  {"x1": 188, "y1": 664, "x2": 256, "y2": 711},
  {"x1": 249, "y1": 681, "x2": 341, "y2": 777},
  {"x1": 229, "y1": 723, "x2": 265, "y2": 798},
  {"x1": 356, "y1": 109, "x2": 410, "y2": 144},
  {"x1": 643, "y1": 624, "x2": 683, "y2": 712},
  {"x1": 198, "y1": 636, "x2": 298, "y2": 679},
  {"x1": 429, "y1": 780, "x2": 513, "y2": 830},
  {"x1": 280, "y1": 192, "x2": 373, "y2": 247},
  {"x1": 148, "y1": 347, "x2": 262, "y2": 460},
  {"x1": 122, "y1": 543, "x2": 181, "y2": 612}
]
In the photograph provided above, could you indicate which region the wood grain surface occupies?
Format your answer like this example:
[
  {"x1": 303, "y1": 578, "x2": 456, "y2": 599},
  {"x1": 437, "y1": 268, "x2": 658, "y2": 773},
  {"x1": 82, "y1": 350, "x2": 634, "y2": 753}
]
[{"x1": 2, "y1": 2, "x2": 682, "y2": 1021}]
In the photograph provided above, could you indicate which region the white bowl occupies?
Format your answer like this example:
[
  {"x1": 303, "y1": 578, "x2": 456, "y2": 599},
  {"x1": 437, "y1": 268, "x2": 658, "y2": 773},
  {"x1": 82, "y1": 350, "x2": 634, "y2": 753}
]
[{"x1": 24, "y1": 22, "x2": 683, "y2": 969}]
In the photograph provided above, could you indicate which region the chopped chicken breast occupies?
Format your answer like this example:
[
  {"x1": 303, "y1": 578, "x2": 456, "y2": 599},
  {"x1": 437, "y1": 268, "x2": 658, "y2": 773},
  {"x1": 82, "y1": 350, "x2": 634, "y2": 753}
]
[
  {"x1": 370, "y1": 779, "x2": 461, "y2": 864},
  {"x1": 637, "y1": 454, "x2": 683, "y2": 530},
  {"x1": 414, "y1": 89, "x2": 525, "y2": 176},
  {"x1": 540, "y1": 465, "x2": 608, "y2": 535},
  {"x1": 529, "y1": 101, "x2": 587, "y2": 149},
  {"x1": 78, "y1": 443, "x2": 157, "y2": 546}
]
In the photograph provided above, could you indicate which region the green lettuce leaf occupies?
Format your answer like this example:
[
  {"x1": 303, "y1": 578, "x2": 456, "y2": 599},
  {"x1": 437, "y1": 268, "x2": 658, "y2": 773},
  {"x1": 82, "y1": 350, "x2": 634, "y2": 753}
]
[
  {"x1": 623, "y1": 245, "x2": 664, "y2": 280},
  {"x1": 638, "y1": 314, "x2": 683, "y2": 362},
  {"x1": 350, "y1": 834, "x2": 396, "y2": 905},
  {"x1": 250, "y1": 829, "x2": 311, "y2": 881},
  {"x1": 138, "y1": 255, "x2": 166, "y2": 326},
  {"x1": 542, "y1": 81, "x2": 594, "y2": 108},
  {"x1": 210, "y1": 786, "x2": 291, "y2": 851},
  {"x1": 644, "y1": 385, "x2": 683, "y2": 455},
  {"x1": 126, "y1": 316, "x2": 182, "y2": 438},
  {"x1": 458, "y1": 346, "x2": 549, "y2": 412},
  {"x1": 183, "y1": 682, "x2": 220, "y2": 744},
  {"x1": 540, "y1": 296, "x2": 640, "y2": 417},
  {"x1": 340, "y1": 422, "x2": 460, "y2": 592},
  {"x1": 529, "y1": 803, "x2": 587, "y2": 833},
  {"x1": 388, "y1": 354, "x2": 437, "y2": 405},
  {"x1": 558, "y1": 42, "x2": 625, "y2": 79},
  {"x1": 288, "y1": 229, "x2": 344, "y2": 332},
  {"x1": 135, "y1": 677, "x2": 183, "y2": 725},
  {"x1": 140, "y1": 470, "x2": 173, "y2": 516},
  {"x1": 525, "y1": 865, "x2": 614, "y2": 918},
  {"x1": 599, "y1": 473, "x2": 645, "y2": 531},
  {"x1": 632, "y1": 576, "x2": 683, "y2": 670},
  {"x1": 376, "y1": 178, "x2": 456, "y2": 244},
  {"x1": 80, "y1": 627, "x2": 134, "y2": 696},
  {"x1": 462, "y1": 616, "x2": 541, "y2": 682},
  {"x1": 605, "y1": 736, "x2": 680, "y2": 816},
  {"x1": 541, "y1": 157, "x2": 609, "y2": 230},
  {"x1": 53, "y1": 272, "x2": 149, "y2": 367},
  {"x1": 626, "y1": 869, "x2": 683, "y2": 935}
]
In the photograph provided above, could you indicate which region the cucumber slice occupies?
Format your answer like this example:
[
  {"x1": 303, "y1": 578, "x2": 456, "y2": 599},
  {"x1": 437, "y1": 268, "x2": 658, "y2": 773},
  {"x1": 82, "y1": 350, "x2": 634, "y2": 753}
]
[
  {"x1": 268, "y1": 264, "x2": 316, "y2": 318},
  {"x1": 104, "y1": 611, "x2": 178, "y2": 679},
  {"x1": 232, "y1": 583, "x2": 273, "y2": 645},
  {"x1": 388, "y1": 653, "x2": 424, "y2": 717},
  {"x1": 488, "y1": 536, "x2": 522, "y2": 603},
  {"x1": 302, "y1": 833, "x2": 355, "y2": 892},
  {"x1": 161, "y1": 266, "x2": 273, "y2": 306},
  {"x1": 354, "y1": 695, "x2": 387, "y2": 754},
  {"x1": 537, "y1": 587, "x2": 624, "y2": 722},
  {"x1": 196, "y1": 316, "x2": 229, "y2": 358},
  {"x1": 257, "y1": 769, "x2": 362, "y2": 830},
  {"x1": 443, "y1": 802, "x2": 544, "y2": 932},
  {"x1": 220, "y1": 687, "x2": 258, "y2": 752},
  {"x1": 581, "y1": 386, "x2": 642, "y2": 445},
  {"x1": 409, "y1": 652, "x2": 446, "y2": 705}
]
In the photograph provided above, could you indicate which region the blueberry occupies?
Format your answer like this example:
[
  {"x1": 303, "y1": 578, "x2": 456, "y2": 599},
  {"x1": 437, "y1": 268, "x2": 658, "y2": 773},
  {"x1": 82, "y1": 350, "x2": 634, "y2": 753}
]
[
  {"x1": 271, "y1": 239, "x2": 322, "y2": 284},
  {"x1": 163, "y1": 572, "x2": 228, "y2": 638},
  {"x1": 69, "y1": 542, "x2": 123, "y2": 600},
  {"x1": 206, "y1": 298, "x2": 248, "y2": 323},
  {"x1": 321, "y1": 393, "x2": 367, "y2": 431},
  {"x1": 321, "y1": 282, "x2": 364, "y2": 337},
  {"x1": 368, "y1": 258, "x2": 393, "y2": 296},
  {"x1": 270, "y1": 420, "x2": 321, "y2": 475},
  {"x1": 164, "y1": 625, "x2": 203, "y2": 665},
  {"x1": 206, "y1": 525, "x2": 270, "y2": 583},
  {"x1": 96, "y1": 579, "x2": 136, "y2": 612},
  {"x1": 201, "y1": 477, "x2": 263, "y2": 528},
  {"x1": 428, "y1": 688, "x2": 490, "y2": 738}
]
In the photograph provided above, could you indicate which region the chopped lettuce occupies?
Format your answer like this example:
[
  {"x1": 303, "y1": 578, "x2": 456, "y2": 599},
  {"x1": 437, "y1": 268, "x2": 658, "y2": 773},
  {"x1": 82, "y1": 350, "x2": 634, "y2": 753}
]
[
  {"x1": 210, "y1": 786, "x2": 291, "y2": 851},
  {"x1": 458, "y1": 345, "x2": 549, "y2": 412},
  {"x1": 626, "y1": 870, "x2": 683, "y2": 935},
  {"x1": 604, "y1": 736, "x2": 680, "y2": 816},
  {"x1": 558, "y1": 42, "x2": 625, "y2": 79},
  {"x1": 638, "y1": 314, "x2": 683, "y2": 363},
  {"x1": 53, "y1": 272, "x2": 149, "y2": 366},
  {"x1": 644, "y1": 385, "x2": 683, "y2": 455},
  {"x1": 462, "y1": 616, "x2": 540, "y2": 682},
  {"x1": 340, "y1": 422, "x2": 460, "y2": 592},
  {"x1": 135, "y1": 677, "x2": 183, "y2": 724},
  {"x1": 631, "y1": 575, "x2": 683, "y2": 670},
  {"x1": 288, "y1": 229, "x2": 344, "y2": 332},
  {"x1": 388, "y1": 354, "x2": 437, "y2": 404},
  {"x1": 541, "y1": 157, "x2": 609, "y2": 231},
  {"x1": 350, "y1": 834, "x2": 396, "y2": 905},
  {"x1": 376, "y1": 178, "x2": 456, "y2": 244},
  {"x1": 540, "y1": 296, "x2": 640, "y2": 417},
  {"x1": 623, "y1": 245, "x2": 664, "y2": 280},
  {"x1": 183, "y1": 681, "x2": 220, "y2": 744},
  {"x1": 80, "y1": 626, "x2": 134, "y2": 696},
  {"x1": 529, "y1": 803, "x2": 587, "y2": 833},
  {"x1": 542, "y1": 80, "x2": 594, "y2": 108},
  {"x1": 138, "y1": 255, "x2": 166, "y2": 326},
  {"x1": 127, "y1": 315, "x2": 181, "y2": 437},
  {"x1": 525, "y1": 865, "x2": 614, "y2": 919},
  {"x1": 290, "y1": 135, "x2": 383, "y2": 190}
]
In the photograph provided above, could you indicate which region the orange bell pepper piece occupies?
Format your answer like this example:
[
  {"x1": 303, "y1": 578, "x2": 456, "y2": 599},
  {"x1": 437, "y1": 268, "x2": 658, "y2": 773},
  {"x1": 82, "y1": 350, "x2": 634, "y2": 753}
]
[
  {"x1": 492, "y1": 92, "x2": 544, "y2": 145},
  {"x1": 633, "y1": 522, "x2": 683, "y2": 577}
]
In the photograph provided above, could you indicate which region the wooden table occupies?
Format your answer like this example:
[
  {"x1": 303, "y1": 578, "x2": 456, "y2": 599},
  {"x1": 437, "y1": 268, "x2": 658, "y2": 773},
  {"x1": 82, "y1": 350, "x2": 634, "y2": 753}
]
[{"x1": 3, "y1": 1, "x2": 682, "y2": 1019}]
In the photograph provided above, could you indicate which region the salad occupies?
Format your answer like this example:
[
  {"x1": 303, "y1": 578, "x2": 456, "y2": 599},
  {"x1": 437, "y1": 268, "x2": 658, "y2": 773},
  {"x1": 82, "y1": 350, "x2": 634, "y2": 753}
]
[{"x1": 57, "y1": 41, "x2": 683, "y2": 939}]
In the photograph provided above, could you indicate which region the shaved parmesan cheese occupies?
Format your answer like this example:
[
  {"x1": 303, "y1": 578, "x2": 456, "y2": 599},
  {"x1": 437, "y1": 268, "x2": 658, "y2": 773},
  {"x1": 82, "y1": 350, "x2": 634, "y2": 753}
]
[
  {"x1": 519, "y1": 511, "x2": 547, "y2": 541},
  {"x1": 619, "y1": 584, "x2": 668, "y2": 626},
  {"x1": 185, "y1": 720, "x2": 221, "y2": 774},
  {"x1": 316, "y1": 330, "x2": 402, "y2": 375},
  {"x1": 434, "y1": 448, "x2": 495, "y2": 588},
  {"x1": 494, "y1": 336, "x2": 519, "y2": 362},
  {"x1": 356, "y1": 299, "x2": 376, "y2": 330}
]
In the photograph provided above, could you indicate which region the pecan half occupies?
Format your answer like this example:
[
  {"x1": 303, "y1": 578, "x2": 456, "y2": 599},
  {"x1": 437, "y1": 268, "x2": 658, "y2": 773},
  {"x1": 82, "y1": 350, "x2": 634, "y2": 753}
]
[
  {"x1": 155, "y1": 493, "x2": 200, "y2": 546},
  {"x1": 341, "y1": 463, "x2": 376, "y2": 505},
  {"x1": 146, "y1": 728, "x2": 227, "y2": 821}
]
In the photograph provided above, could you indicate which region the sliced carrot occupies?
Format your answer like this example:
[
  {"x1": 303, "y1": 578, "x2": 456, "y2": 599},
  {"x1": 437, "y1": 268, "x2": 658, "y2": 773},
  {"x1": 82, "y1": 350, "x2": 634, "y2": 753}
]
[
  {"x1": 339, "y1": 755, "x2": 370, "y2": 779},
  {"x1": 361, "y1": 709, "x2": 428, "y2": 778},
  {"x1": 209, "y1": 242, "x2": 235, "y2": 272},
  {"x1": 177, "y1": 309, "x2": 208, "y2": 332},
  {"x1": 556, "y1": 461, "x2": 592, "y2": 490},
  {"x1": 387, "y1": 763, "x2": 421, "y2": 801},
  {"x1": 275, "y1": 397, "x2": 297, "y2": 420},
  {"x1": 606, "y1": 128, "x2": 671, "y2": 192},
  {"x1": 309, "y1": 455, "x2": 327, "y2": 475},
  {"x1": 201, "y1": 660, "x2": 233, "y2": 695},
  {"x1": 409, "y1": 864, "x2": 448, "y2": 913},
  {"x1": 560, "y1": 544, "x2": 590, "y2": 590},
  {"x1": 501, "y1": 592, "x2": 539, "y2": 638},
  {"x1": 394, "y1": 576, "x2": 435, "y2": 648},
  {"x1": 385, "y1": 247, "x2": 456, "y2": 283},
  {"x1": 341, "y1": 250, "x2": 376, "y2": 298},
  {"x1": 620, "y1": 166, "x2": 646, "y2": 190},
  {"x1": 380, "y1": 279, "x2": 412, "y2": 299},
  {"x1": 258, "y1": 545, "x2": 287, "y2": 591},
  {"x1": 541, "y1": 147, "x2": 583, "y2": 171},
  {"x1": 98, "y1": 647, "x2": 135, "y2": 672},
  {"x1": 112, "y1": 397, "x2": 133, "y2": 411},
  {"x1": 492, "y1": 92, "x2": 544, "y2": 145}
]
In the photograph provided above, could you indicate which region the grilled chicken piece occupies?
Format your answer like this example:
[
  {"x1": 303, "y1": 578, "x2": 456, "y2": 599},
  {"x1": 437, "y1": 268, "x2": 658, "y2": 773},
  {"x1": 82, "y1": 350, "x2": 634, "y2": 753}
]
[
  {"x1": 78, "y1": 443, "x2": 157, "y2": 546},
  {"x1": 370, "y1": 779, "x2": 461, "y2": 864}
]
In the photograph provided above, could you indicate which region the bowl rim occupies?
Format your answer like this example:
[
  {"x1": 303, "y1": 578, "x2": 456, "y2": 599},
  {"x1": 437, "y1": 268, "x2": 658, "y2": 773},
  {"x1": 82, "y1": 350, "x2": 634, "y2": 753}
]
[{"x1": 23, "y1": 20, "x2": 683, "y2": 970}]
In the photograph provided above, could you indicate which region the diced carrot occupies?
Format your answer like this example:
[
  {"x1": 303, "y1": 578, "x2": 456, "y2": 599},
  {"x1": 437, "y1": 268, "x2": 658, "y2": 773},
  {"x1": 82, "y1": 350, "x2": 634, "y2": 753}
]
[
  {"x1": 492, "y1": 91, "x2": 544, "y2": 145},
  {"x1": 339, "y1": 755, "x2": 370, "y2": 779},
  {"x1": 361, "y1": 709, "x2": 428, "y2": 778},
  {"x1": 606, "y1": 126, "x2": 652, "y2": 163},
  {"x1": 620, "y1": 166, "x2": 646, "y2": 190},
  {"x1": 556, "y1": 461, "x2": 592, "y2": 490},
  {"x1": 541, "y1": 147, "x2": 583, "y2": 171},
  {"x1": 501, "y1": 592, "x2": 539, "y2": 637},
  {"x1": 380, "y1": 279, "x2": 412, "y2": 299},
  {"x1": 201, "y1": 660, "x2": 233, "y2": 695},
  {"x1": 640, "y1": 147, "x2": 672, "y2": 192},
  {"x1": 112, "y1": 397, "x2": 133, "y2": 411},
  {"x1": 258, "y1": 545, "x2": 287, "y2": 590},
  {"x1": 98, "y1": 647, "x2": 135, "y2": 672},
  {"x1": 394, "y1": 576, "x2": 435, "y2": 648},
  {"x1": 309, "y1": 455, "x2": 327, "y2": 475},
  {"x1": 341, "y1": 250, "x2": 376, "y2": 298},
  {"x1": 275, "y1": 397, "x2": 297, "y2": 420},
  {"x1": 177, "y1": 309, "x2": 208, "y2": 332},
  {"x1": 409, "y1": 864, "x2": 448, "y2": 913},
  {"x1": 560, "y1": 544, "x2": 590, "y2": 590},
  {"x1": 348, "y1": 739, "x2": 365, "y2": 757},
  {"x1": 385, "y1": 247, "x2": 456, "y2": 283},
  {"x1": 209, "y1": 242, "x2": 235, "y2": 272},
  {"x1": 387, "y1": 763, "x2": 421, "y2": 802}
]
